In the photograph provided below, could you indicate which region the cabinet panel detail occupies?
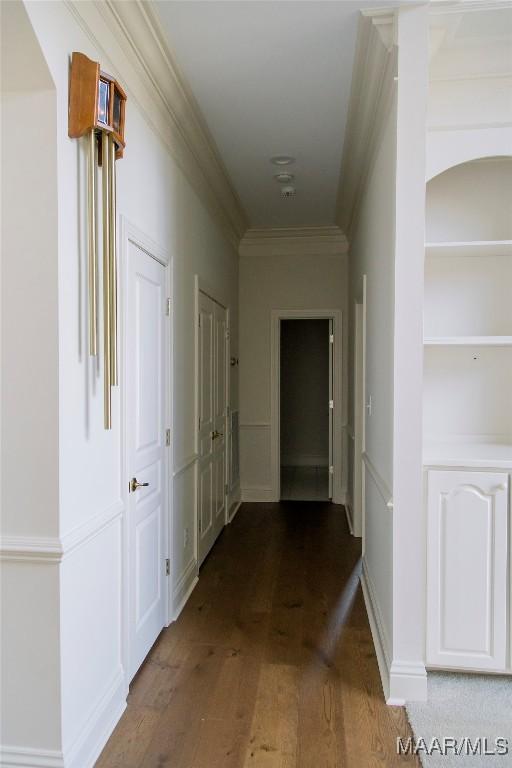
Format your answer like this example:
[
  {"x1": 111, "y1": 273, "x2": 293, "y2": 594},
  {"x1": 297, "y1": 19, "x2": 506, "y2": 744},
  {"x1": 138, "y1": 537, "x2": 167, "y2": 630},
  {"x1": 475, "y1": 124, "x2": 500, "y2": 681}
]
[{"x1": 426, "y1": 470, "x2": 508, "y2": 671}]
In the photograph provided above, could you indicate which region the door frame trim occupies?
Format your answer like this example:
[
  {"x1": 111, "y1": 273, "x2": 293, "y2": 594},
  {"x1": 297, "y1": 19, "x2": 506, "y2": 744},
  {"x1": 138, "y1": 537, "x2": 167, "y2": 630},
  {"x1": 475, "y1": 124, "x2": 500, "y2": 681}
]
[
  {"x1": 120, "y1": 216, "x2": 173, "y2": 687},
  {"x1": 270, "y1": 309, "x2": 343, "y2": 503},
  {"x1": 353, "y1": 274, "x2": 367, "y2": 540},
  {"x1": 194, "y1": 276, "x2": 230, "y2": 567}
]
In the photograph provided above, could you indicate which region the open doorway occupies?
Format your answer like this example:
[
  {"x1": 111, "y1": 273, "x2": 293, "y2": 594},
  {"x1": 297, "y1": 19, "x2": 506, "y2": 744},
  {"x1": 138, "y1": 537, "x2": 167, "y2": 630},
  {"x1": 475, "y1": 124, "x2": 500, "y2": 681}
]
[{"x1": 280, "y1": 319, "x2": 332, "y2": 501}]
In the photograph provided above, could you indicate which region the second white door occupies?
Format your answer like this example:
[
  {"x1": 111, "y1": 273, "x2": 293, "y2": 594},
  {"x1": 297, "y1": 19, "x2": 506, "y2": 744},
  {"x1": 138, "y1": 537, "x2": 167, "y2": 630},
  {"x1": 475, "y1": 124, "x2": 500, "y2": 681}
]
[
  {"x1": 126, "y1": 240, "x2": 168, "y2": 680},
  {"x1": 198, "y1": 291, "x2": 228, "y2": 564}
]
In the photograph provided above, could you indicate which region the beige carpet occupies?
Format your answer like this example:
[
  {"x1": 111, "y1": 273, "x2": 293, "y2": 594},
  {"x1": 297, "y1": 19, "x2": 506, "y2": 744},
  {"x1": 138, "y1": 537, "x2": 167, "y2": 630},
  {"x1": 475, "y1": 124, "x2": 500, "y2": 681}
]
[{"x1": 406, "y1": 672, "x2": 512, "y2": 767}]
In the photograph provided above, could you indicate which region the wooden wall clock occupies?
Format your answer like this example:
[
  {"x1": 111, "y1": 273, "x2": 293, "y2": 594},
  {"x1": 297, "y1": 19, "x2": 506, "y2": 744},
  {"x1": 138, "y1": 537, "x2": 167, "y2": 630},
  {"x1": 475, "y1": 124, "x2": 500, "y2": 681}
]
[{"x1": 68, "y1": 52, "x2": 127, "y2": 429}]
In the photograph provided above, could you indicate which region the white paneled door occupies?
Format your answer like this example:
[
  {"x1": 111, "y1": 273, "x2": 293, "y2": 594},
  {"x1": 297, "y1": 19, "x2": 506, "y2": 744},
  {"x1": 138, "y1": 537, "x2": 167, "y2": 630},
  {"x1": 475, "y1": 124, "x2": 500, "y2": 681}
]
[
  {"x1": 328, "y1": 319, "x2": 334, "y2": 500},
  {"x1": 198, "y1": 291, "x2": 228, "y2": 565},
  {"x1": 127, "y1": 240, "x2": 167, "y2": 679},
  {"x1": 426, "y1": 469, "x2": 509, "y2": 671}
]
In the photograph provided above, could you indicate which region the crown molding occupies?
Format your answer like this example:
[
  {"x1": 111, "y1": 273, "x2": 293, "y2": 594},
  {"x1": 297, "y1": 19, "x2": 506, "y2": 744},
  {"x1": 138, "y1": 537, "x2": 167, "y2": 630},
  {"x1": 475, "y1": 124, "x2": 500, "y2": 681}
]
[
  {"x1": 336, "y1": 10, "x2": 398, "y2": 239},
  {"x1": 429, "y1": 1, "x2": 512, "y2": 15},
  {"x1": 239, "y1": 226, "x2": 348, "y2": 257},
  {"x1": 64, "y1": 0, "x2": 248, "y2": 249}
]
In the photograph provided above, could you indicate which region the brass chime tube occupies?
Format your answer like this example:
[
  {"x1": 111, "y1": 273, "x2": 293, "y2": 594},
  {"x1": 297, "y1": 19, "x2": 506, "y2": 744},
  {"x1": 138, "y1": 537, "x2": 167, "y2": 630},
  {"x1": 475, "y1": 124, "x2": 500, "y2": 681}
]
[
  {"x1": 102, "y1": 130, "x2": 112, "y2": 429},
  {"x1": 109, "y1": 134, "x2": 118, "y2": 386},
  {"x1": 88, "y1": 129, "x2": 98, "y2": 356}
]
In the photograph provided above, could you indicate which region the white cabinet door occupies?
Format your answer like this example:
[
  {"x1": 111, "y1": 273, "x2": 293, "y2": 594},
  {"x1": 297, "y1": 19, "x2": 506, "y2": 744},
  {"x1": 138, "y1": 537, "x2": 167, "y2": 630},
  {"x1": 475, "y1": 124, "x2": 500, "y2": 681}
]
[{"x1": 426, "y1": 470, "x2": 509, "y2": 671}]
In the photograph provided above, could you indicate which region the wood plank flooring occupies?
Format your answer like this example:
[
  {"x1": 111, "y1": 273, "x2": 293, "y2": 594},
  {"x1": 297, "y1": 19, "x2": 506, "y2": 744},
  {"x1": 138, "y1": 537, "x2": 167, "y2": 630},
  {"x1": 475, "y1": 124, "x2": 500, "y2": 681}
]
[{"x1": 96, "y1": 502, "x2": 419, "y2": 768}]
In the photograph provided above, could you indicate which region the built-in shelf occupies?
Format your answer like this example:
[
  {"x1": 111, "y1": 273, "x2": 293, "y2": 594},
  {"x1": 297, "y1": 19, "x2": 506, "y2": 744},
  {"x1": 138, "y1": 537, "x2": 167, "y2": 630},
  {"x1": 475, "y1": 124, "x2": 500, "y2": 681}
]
[
  {"x1": 423, "y1": 440, "x2": 512, "y2": 469},
  {"x1": 424, "y1": 336, "x2": 512, "y2": 347},
  {"x1": 425, "y1": 240, "x2": 512, "y2": 258}
]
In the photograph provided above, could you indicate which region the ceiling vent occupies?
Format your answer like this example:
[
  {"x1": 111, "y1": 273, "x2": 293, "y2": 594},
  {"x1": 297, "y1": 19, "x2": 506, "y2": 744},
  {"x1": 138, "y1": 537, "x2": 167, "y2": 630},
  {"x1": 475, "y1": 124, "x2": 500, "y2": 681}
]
[{"x1": 280, "y1": 185, "x2": 296, "y2": 198}]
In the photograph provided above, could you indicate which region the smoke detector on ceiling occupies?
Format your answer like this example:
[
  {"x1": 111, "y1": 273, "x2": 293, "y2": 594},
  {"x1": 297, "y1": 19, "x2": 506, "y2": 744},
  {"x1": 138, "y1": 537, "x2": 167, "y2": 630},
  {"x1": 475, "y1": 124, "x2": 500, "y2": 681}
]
[
  {"x1": 270, "y1": 155, "x2": 295, "y2": 166},
  {"x1": 280, "y1": 185, "x2": 296, "y2": 198},
  {"x1": 274, "y1": 172, "x2": 294, "y2": 184}
]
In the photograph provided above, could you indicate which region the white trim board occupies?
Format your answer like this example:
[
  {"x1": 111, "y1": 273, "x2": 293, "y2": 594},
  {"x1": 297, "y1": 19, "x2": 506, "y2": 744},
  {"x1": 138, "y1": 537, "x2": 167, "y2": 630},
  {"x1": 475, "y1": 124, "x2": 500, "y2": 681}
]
[
  {"x1": 0, "y1": 503, "x2": 123, "y2": 564},
  {"x1": 172, "y1": 558, "x2": 199, "y2": 621},
  {"x1": 239, "y1": 226, "x2": 348, "y2": 257},
  {"x1": 360, "y1": 560, "x2": 427, "y2": 705},
  {"x1": 270, "y1": 309, "x2": 344, "y2": 504}
]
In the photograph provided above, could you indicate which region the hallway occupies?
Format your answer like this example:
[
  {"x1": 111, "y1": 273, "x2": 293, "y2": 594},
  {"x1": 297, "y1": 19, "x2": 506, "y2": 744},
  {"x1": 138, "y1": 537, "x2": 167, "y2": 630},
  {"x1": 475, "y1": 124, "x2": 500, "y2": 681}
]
[{"x1": 97, "y1": 504, "x2": 418, "y2": 768}]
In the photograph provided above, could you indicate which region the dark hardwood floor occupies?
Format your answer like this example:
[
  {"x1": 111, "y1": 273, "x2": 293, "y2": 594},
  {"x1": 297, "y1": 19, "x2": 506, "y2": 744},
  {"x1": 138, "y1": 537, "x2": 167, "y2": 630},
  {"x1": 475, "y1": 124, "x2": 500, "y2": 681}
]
[{"x1": 96, "y1": 502, "x2": 418, "y2": 767}]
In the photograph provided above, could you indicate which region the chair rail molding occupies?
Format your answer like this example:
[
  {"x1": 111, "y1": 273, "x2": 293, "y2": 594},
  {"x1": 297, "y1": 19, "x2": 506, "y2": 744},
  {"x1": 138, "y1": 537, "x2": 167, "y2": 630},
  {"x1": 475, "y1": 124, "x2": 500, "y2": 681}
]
[
  {"x1": 336, "y1": 9, "x2": 398, "y2": 239},
  {"x1": 64, "y1": 0, "x2": 248, "y2": 249},
  {"x1": 0, "y1": 501, "x2": 123, "y2": 563},
  {"x1": 239, "y1": 226, "x2": 348, "y2": 258}
]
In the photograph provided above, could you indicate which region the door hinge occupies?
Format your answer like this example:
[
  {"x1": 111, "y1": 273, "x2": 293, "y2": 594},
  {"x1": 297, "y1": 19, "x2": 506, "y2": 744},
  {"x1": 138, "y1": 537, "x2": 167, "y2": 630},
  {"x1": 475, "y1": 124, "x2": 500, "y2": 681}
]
[
  {"x1": 166, "y1": 298, "x2": 171, "y2": 316},
  {"x1": 225, "y1": 483, "x2": 229, "y2": 496},
  {"x1": 198, "y1": 315, "x2": 201, "y2": 328},
  {"x1": 329, "y1": 399, "x2": 334, "y2": 409},
  {"x1": 198, "y1": 416, "x2": 201, "y2": 430},
  {"x1": 198, "y1": 518, "x2": 202, "y2": 533},
  {"x1": 329, "y1": 333, "x2": 334, "y2": 343},
  {"x1": 165, "y1": 428, "x2": 171, "y2": 446},
  {"x1": 165, "y1": 558, "x2": 170, "y2": 576},
  {"x1": 329, "y1": 466, "x2": 334, "y2": 475},
  {"x1": 226, "y1": 329, "x2": 230, "y2": 340}
]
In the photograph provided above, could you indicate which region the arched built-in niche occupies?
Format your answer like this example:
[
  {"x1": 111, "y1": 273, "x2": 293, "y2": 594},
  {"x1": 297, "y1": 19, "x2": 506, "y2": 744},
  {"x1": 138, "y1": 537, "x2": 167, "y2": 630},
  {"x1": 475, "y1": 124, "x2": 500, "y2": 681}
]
[
  {"x1": 423, "y1": 156, "x2": 512, "y2": 451},
  {"x1": 426, "y1": 157, "x2": 512, "y2": 242},
  {"x1": 427, "y1": 131, "x2": 512, "y2": 183}
]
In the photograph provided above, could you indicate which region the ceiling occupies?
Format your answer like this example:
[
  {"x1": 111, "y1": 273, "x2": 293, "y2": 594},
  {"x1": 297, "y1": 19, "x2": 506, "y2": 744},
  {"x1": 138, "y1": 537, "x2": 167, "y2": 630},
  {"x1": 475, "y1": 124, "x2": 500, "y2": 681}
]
[{"x1": 155, "y1": 1, "x2": 403, "y2": 230}]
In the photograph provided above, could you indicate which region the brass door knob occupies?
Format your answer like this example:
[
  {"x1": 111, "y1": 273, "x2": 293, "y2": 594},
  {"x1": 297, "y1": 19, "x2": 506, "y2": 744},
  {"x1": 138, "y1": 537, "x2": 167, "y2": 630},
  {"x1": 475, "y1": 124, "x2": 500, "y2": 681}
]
[
  {"x1": 211, "y1": 430, "x2": 224, "y2": 440},
  {"x1": 130, "y1": 477, "x2": 149, "y2": 493}
]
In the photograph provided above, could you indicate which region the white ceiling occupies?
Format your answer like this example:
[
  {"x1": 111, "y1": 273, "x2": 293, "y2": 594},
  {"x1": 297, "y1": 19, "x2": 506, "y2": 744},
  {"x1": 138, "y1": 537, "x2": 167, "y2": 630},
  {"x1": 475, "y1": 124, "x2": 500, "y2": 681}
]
[{"x1": 155, "y1": 1, "x2": 403, "y2": 229}]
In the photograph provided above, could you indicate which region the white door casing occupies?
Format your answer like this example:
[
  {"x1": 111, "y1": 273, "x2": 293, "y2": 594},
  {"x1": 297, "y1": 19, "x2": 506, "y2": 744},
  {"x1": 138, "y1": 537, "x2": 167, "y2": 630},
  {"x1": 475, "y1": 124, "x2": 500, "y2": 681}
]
[
  {"x1": 213, "y1": 301, "x2": 228, "y2": 532},
  {"x1": 353, "y1": 297, "x2": 365, "y2": 539},
  {"x1": 197, "y1": 290, "x2": 228, "y2": 565},
  {"x1": 126, "y1": 239, "x2": 168, "y2": 680},
  {"x1": 270, "y1": 309, "x2": 343, "y2": 503},
  {"x1": 198, "y1": 291, "x2": 214, "y2": 563},
  {"x1": 426, "y1": 469, "x2": 509, "y2": 671},
  {"x1": 328, "y1": 319, "x2": 334, "y2": 500}
]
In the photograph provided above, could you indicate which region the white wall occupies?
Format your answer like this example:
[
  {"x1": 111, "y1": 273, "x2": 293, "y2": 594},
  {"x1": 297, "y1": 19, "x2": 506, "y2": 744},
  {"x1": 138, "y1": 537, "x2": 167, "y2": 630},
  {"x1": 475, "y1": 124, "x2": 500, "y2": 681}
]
[
  {"x1": 1, "y1": 1, "x2": 239, "y2": 764},
  {"x1": 280, "y1": 319, "x2": 330, "y2": 467},
  {"x1": 347, "y1": 95, "x2": 397, "y2": 680},
  {"x1": 0, "y1": 3, "x2": 63, "y2": 759},
  {"x1": 239, "y1": 250, "x2": 347, "y2": 501}
]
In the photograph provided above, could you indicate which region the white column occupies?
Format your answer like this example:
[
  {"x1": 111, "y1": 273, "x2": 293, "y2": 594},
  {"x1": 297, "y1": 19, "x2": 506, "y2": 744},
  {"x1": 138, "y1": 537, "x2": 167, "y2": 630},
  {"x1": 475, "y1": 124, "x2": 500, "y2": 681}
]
[{"x1": 390, "y1": 3, "x2": 429, "y2": 703}]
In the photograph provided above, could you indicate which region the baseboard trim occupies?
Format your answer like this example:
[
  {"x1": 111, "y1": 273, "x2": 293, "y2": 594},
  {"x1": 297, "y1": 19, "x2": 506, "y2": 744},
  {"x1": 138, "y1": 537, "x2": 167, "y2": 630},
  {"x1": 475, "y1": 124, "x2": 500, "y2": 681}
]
[
  {"x1": 360, "y1": 560, "x2": 428, "y2": 705},
  {"x1": 388, "y1": 660, "x2": 428, "y2": 704},
  {"x1": 64, "y1": 667, "x2": 126, "y2": 768},
  {"x1": 0, "y1": 669, "x2": 127, "y2": 768},
  {"x1": 0, "y1": 746, "x2": 64, "y2": 768},
  {"x1": 172, "y1": 558, "x2": 198, "y2": 620},
  {"x1": 241, "y1": 487, "x2": 275, "y2": 503},
  {"x1": 228, "y1": 501, "x2": 242, "y2": 523},
  {"x1": 360, "y1": 559, "x2": 392, "y2": 702},
  {"x1": 344, "y1": 501, "x2": 354, "y2": 535}
]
